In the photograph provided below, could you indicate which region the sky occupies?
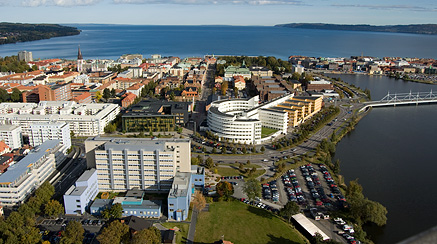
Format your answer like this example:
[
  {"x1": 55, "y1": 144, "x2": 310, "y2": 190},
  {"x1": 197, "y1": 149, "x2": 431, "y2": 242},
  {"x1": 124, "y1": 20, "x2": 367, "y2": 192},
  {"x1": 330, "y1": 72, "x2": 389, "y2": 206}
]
[{"x1": 0, "y1": 0, "x2": 436, "y2": 26}]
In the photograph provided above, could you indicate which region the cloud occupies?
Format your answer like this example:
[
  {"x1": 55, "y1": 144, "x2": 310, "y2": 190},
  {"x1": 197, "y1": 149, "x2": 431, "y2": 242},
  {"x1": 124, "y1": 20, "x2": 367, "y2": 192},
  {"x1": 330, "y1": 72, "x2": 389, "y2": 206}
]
[
  {"x1": 113, "y1": 0, "x2": 305, "y2": 5},
  {"x1": 21, "y1": 0, "x2": 101, "y2": 6},
  {"x1": 332, "y1": 4, "x2": 437, "y2": 12}
]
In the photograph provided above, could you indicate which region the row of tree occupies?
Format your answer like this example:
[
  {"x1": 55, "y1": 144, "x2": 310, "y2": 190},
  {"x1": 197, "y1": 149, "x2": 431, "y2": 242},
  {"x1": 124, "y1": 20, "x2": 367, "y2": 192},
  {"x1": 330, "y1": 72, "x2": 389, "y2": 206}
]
[
  {"x1": 0, "y1": 181, "x2": 64, "y2": 243},
  {"x1": 0, "y1": 55, "x2": 35, "y2": 73},
  {"x1": 0, "y1": 88, "x2": 22, "y2": 102},
  {"x1": 216, "y1": 56, "x2": 293, "y2": 76}
]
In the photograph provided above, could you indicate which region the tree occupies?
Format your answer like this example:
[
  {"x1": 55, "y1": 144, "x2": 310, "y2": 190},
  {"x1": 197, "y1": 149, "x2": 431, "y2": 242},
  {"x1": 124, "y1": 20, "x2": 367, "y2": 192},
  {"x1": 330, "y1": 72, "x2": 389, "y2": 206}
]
[
  {"x1": 104, "y1": 123, "x2": 117, "y2": 133},
  {"x1": 102, "y1": 203, "x2": 123, "y2": 220},
  {"x1": 280, "y1": 201, "x2": 300, "y2": 223},
  {"x1": 191, "y1": 157, "x2": 199, "y2": 165},
  {"x1": 243, "y1": 178, "x2": 261, "y2": 201},
  {"x1": 291, "y1": 72, "x2": 301, "y2": 81},
  {"x1": 212, "y1": 147, "x2": 217, "y2": 154},
  {"x1": 110, "y1": 88, "x2": 116, "y2": 97},
  {"x1": 333, "y1": 159, "x2": 341, "y2": 174},
  {"x1": 44, "y1": 199, "x2": 64, "y2": 217},
  {"x1": 97, "y1": 220, "x2": 129, "y2": 244},
  {"x1": 205, "y1": 157, "x2": 214, "y2": 169},
  {"x1": 131, "y1": 227, "x2": 161, "y2": 244},
  {"x1": 216, "y1": 181, "x2": 234, "y2": 200},
  {"x1": 246, "y1": 160, "x2": 251, "y2": 166},
  {"x1": 103, "y1": 88, "x2": 111, "y2": 99},
  {"x1": 95, "y1": 91, "x2": 102, "y2": 101},
  {"x1": 11, "y1": 88, "x2": 22, "y2": 102},
  {"x1": 239, "y1": 163, "x2": 244, "y2": 171},
  {"x1": 197, "y1": 155, "x2": 203, "y2": 165},
  {"x1": 191, "y1": 191, "x2": 206, "y2": 213},
  {"x1": 232, "y1": 147, "x2": 237, "y2": 154},
  {"x1": 260, "y1": 146, "x2": 265, "y2": 152},
  {"x1": 221, "y1": 146, "x2": 227, "y2": 154},
  {"x1": 60, "y1": 220, "x2": 84, "y2": 244}
]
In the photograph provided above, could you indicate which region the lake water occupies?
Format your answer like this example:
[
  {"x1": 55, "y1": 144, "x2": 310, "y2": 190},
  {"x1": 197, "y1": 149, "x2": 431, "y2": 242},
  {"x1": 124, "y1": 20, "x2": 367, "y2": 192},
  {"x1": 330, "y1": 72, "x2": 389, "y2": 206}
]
[
  {"x1": 327, "y1": 74, "x2": 437, "y2": 244},
  {"x1": 1, "y1": 25, "x2": 437, "y2": 60}
]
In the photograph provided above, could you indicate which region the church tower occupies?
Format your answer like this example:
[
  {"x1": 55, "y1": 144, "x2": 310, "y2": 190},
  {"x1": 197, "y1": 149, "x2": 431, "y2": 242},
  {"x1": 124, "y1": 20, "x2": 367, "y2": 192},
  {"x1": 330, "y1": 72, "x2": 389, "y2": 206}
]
[{"x1": 77, "y1": 46, "x2": 84, "y2": 73}]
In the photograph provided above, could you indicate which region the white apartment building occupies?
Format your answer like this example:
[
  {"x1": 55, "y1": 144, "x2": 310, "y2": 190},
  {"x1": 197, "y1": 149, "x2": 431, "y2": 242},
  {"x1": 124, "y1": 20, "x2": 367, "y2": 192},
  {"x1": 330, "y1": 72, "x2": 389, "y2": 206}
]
[
  {"x1": 29, "y1": 122, "x2": 71, "y2": 149},
  {"x1": 0, "y1": 125, "x2": 23, "y2": 149},
  {"x1": 85, "y1": 137, "x2": 191, "y2": 192},
  {"x1": 64, "y1": 168, "x2": 99, "y2": 215},
  {"x1": 207, "y1": 94, "x2": 293, "y2": 145},
  {"x1": 0, "y1": 140, "x2": 62, "y2": 206},
  {"x1": 0, "y1": 101, "x2": 120, "y2": 136}
]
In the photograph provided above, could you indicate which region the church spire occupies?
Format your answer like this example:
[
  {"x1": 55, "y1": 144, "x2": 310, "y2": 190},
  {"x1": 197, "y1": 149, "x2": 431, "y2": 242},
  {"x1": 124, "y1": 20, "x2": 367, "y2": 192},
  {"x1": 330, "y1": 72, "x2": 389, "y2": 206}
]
[{"x1": 78, "y1": 45, "x2": 83, "y2": 60}]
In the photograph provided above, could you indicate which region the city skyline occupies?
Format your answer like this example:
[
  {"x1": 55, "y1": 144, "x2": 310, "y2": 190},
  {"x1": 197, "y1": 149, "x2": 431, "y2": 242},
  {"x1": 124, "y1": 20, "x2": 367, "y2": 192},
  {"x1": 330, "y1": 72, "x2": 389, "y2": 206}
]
[{"x1": 0, "y1": 0, "x2": 436, "y2": 26}]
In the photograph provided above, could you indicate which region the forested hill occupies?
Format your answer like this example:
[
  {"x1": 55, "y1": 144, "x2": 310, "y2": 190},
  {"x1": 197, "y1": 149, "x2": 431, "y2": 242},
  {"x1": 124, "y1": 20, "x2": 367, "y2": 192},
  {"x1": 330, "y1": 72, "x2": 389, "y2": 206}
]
[
  {"x1": 275, "y1": 23, "x2": 437, "y2": 35},
  {"x1": 0, "y1": 23, "x2": 80, "y2": 45}
]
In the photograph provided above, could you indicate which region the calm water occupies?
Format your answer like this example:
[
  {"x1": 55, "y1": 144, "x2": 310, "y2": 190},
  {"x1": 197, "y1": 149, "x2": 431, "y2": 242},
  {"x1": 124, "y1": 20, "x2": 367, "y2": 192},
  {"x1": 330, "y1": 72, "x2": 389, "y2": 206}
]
[
  {"x1": 1, "y1": 25, "x2": 437, "y2": 60},
  {"x1": 328, "y1": 74, "x2": 437, "y2": 244}
]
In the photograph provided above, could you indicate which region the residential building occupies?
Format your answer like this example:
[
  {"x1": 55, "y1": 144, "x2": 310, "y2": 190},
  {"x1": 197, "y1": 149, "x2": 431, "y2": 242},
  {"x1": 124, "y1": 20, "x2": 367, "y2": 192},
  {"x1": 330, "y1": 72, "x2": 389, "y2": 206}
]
[
  {"x1": 122, "y1": 100, "x2": 192, "y2": 132},
  {"x1": 0, "y1": 101, "x2": 120, "y2": 136},
  {"x1": 0, "y1": 125, "x2": 22, "y2": 149},
  {"x1": 234, "y1": 76, "x2": 246, "y2": 90},
  {"x1": 22, "y1": 83, "x2": 72, "y2": 103},
  {"x1": 29, "y1": 122, "x2": 71, "y2": 150},
  {"x1": 121, "y1": 92, "x2": 137, "y2": 108},
  {"x1": 249, "y1": 66, "x2": 273, "y2": 77},
  {"x1": 0, "y1": 155, "x2": 13, "y2": 174},
  {"x1": 307, "y1": 80, "x2": 333, "y2": 91},
  {"x1": 18, "y1": 51, "x2": 33, "y2": 62},
  {"x1": 0, "y1": 141, "x2": 10, "y2": 155},
  {"x1": 72, "y1": 92, "x2": 93, "y2": 104},
  {"x1": 64, "y1": 168, "x2": 99, "y2": 214},
  {"x1": 84, "y1": 137, "x2": 191, "y2": 192},
  {"x1": 0, "y1": 140, "x2": 62, "y2": 206}
]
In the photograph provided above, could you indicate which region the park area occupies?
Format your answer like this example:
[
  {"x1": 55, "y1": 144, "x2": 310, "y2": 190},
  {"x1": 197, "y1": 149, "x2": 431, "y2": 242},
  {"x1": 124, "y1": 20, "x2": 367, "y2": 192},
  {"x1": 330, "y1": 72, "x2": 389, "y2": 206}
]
[{"x1": 194, "y1": 201, "x2": 306, "y2": 244}]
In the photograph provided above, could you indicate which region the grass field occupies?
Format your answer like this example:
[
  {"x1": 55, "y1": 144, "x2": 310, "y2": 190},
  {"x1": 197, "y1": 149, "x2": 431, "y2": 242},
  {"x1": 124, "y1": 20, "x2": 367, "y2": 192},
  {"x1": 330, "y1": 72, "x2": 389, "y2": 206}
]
[
  {"x1": 261, "y1": 126, "x2": 279, "y2": 138},
  {"x1": 161, "y1": 222, "x2": 190, "y2": 244},
  {"x1": 194, "y1": 201, "x2": 306, "y2": 244}
]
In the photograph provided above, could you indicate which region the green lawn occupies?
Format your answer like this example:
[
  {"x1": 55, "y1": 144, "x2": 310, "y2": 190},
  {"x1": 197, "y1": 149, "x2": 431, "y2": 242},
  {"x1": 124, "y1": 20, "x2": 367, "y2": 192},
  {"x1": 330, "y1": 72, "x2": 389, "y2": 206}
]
[
  {"x1": 161, "y1": 222, "x2": 190, "y2": 244},
  {"x1": 261, "y1": 126, "x2": 279, "y2": 138},
  {"x1": 194, "y1": 201, "x2": 306, "y2": 244}
]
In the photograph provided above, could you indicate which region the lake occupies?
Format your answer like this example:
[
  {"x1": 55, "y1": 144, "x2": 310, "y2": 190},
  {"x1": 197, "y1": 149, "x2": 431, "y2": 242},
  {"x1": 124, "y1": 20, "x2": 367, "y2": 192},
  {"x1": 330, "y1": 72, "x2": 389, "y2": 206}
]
[
  {"x1": 327, "y1": 74, "x2": 437, "y2": 244},
  {"x1": 1, "y1": 25, "x2": 437, "y2": 60}
]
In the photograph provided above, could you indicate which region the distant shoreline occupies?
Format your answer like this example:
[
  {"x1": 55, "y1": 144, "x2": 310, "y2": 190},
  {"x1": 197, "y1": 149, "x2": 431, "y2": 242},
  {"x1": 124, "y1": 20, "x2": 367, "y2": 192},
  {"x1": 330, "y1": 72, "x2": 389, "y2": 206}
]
[
  {"x1": 0, "y1": 23, "x2": 80, "y2": 45},
  {"x1": 275, "y1": 23, "x2": 437, "y2": 35}
]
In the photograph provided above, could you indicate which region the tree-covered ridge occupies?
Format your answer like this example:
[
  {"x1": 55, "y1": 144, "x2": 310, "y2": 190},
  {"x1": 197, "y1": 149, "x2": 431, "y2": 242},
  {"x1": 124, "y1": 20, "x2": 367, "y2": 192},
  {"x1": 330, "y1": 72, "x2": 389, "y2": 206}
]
[
  {"x1": 0, "y1": 22, "x2": 80, "y2": 45},
  {"x1": 275, "y1": 23, "x2": 437, "y2": 35}
]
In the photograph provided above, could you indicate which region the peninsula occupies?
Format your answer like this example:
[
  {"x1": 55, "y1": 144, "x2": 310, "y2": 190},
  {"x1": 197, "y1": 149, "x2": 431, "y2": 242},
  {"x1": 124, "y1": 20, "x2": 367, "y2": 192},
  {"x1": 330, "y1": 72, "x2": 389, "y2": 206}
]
[
  {"x1": 0, "y1": 22, "x2": 80, "y2": 45},
  {"x1": 275, "y1": 23, "x2": 437, "y2": 35}
]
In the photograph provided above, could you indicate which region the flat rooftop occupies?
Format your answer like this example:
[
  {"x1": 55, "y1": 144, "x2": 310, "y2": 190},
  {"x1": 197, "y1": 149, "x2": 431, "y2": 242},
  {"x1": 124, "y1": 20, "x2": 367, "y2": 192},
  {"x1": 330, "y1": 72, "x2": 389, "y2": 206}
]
[{"x1": 0, "y1": 140, "x2": 60, "y2": 185}]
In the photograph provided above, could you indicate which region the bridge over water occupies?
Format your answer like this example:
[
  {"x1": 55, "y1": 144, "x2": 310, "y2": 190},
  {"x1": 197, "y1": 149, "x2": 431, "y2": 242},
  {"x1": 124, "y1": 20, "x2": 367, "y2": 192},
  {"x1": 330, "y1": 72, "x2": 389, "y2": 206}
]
[{"x1": 359, "y1": 90, "x2": 437, "y2": 112}]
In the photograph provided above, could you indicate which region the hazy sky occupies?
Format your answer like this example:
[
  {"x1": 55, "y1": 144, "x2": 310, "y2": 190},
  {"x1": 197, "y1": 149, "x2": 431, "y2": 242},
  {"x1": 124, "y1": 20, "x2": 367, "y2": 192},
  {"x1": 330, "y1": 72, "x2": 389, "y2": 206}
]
[{"x1": 1, "y1": 0, "x2": 436, "y2": 26}]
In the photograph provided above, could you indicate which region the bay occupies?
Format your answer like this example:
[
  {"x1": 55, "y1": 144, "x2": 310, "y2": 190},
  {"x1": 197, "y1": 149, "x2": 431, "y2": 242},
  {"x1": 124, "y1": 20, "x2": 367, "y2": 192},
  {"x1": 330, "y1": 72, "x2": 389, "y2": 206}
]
[
  {"x1": 1, "y1": 25, "x2": 437, "y2": 60},
  {"x1": 328, "y1": 74, "x2": 437, "y2": 244}
]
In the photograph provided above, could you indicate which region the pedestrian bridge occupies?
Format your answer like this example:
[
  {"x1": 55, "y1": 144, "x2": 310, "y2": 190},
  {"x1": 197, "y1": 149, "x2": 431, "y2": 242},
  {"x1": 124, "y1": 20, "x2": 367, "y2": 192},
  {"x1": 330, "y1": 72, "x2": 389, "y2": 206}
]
[{"x1": 360, "y1": 91, "x2": 437, "y2": 112}]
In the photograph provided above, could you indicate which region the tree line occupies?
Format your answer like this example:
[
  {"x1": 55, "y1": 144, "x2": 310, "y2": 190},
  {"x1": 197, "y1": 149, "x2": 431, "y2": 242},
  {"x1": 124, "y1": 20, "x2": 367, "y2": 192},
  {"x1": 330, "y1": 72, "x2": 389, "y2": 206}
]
[
  {"x1": 0, "y1": 55, "x2": 35, "y2": 73},
  {"x1": 0, "y1": 23, "x2": 80, "y2": 45}
]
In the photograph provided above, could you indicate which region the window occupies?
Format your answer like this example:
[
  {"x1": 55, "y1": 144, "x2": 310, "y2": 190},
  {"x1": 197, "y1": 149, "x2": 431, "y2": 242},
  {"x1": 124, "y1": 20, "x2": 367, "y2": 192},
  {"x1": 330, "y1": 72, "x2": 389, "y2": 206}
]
[
  {"x1": 76, "y1": 205, "x2": 80, "y2": 208},
  {"x1": 76, "y1": 200, "x2": 80, "y2": 202},
  {"x1": 169, "y1": 204, "x2": 174, "y2": 207}
]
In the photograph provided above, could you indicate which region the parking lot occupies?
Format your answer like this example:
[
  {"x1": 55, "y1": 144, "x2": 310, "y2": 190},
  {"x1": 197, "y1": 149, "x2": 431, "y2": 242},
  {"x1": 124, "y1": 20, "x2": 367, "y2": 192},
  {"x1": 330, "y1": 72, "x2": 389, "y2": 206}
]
[{"x1": 39, "y1": 216, "x2": 104, "y2": 243}]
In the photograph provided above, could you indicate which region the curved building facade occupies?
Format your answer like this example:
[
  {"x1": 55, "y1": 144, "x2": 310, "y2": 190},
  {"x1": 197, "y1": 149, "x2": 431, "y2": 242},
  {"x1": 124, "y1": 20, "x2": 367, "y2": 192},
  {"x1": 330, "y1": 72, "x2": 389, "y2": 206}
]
[{"x1": 207, "y1": 94, "x2": 293, "y2": 145}]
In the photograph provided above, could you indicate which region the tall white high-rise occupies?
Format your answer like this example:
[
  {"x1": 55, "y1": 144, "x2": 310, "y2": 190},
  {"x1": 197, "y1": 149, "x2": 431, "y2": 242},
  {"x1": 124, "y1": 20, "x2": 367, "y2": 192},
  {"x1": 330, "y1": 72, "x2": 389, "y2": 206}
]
[{"x1": 18, "y1": 51, "x2": 33, "y2": 62}]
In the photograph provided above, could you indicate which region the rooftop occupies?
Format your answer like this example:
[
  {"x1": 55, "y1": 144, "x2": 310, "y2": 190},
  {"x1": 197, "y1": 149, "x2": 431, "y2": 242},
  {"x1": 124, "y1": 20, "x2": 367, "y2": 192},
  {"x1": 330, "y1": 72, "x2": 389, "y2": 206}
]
[{"x1": 0, "y1": 140, "x2": 60, "y2": 185}]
